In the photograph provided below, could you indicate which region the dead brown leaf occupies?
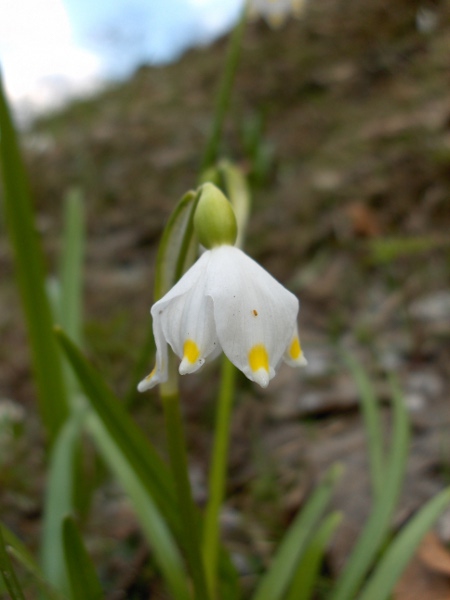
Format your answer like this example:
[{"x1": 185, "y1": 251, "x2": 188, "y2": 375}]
[
  {"x1": 394, "y1": 533, "x2": 450, "y2": 600},
  {"x1": 419, "y1": 532, "x2": 450, "y2": 577}
]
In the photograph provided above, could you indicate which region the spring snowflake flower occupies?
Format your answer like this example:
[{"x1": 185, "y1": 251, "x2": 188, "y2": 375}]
[
  {"x1": 249, "y1": 0, "x2": 307, "y2": 27},
  {"x1": 138, "y1": 244, "x2": 306, "y2": 391}
]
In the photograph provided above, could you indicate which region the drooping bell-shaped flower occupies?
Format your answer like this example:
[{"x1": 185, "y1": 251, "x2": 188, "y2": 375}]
[
  {"x1": 249, "y1": 0, "x2": 307, "y2": 28},
  {"x1": 138, "y1": 184, "x2": 306, "y2": 392}
]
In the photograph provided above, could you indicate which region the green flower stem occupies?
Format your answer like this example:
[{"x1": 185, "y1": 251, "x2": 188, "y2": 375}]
[
  {"x1": 202, "y1": 357, "x2": 237, "y2": 596},
  {"x1": 200, "y1": 3, "x2": 248, "y2": 171},
  {"x1": 161, "y1": 355, "x2": 210, "y2": 600}
]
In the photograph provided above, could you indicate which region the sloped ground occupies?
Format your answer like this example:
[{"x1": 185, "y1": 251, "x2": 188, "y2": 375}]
[{"x1": 1, "y1": 0, "x2": 450, "y2": 596}]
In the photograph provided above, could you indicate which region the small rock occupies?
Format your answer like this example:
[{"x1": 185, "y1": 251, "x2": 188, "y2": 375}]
[{"x1": 410, "y1": 291, "x2": 450, "y2": 323}]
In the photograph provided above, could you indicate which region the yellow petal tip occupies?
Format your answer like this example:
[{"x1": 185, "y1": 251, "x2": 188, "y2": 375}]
[{"x1": 138, "y1": 366, "x2": 157, "y2": 392}]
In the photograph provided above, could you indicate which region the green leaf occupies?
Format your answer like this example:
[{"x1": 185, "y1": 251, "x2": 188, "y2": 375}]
[
  {"x1": 154, "y1": 190, "x2": 199, "y2": 301},
  {"x1": 345, "y1": 355, "x2": 384, "y2": 502},
  {"x1": 0, "y1": 70, "x2": 68, "y2": 443},
  {"x1": 358, "y1": 487, "x2": 450, "y2": 600},
  {"x1": 59, "y1": 187, "x2": 85, "y2": 346},
  {"x1": 285, "y1": 511, "x2": 342, "y2": 600},
  {"x1": 55, "y1": 331, "x2": 190, "y2": 599},
  {"x1": 41, "y1": 409, "x2": 86, "y2": 593},
  {"x1": 330, "y1": 379, "x2": 409, "y2": 600},
  {"x1": 86, "y1": 413, "x2": 191, "y2": 600},
  {"x1": 54, "y1": 328, "x2": 179, "y2": 534},
  {"x1": 62, "y1": 516, "x2": 103, "y2": 600},
  {"x1": 0, "y1": 523, "x2": 26, "y2": 600},
  {"x1": 216, "y1": 544, "x2": 241, "y2": 600},
  {"x1": 252, "y1": 464, "x2": 342, "y2": 600},
  {"x1": 1, "y1": 524, "x2": 65, "y2": 600},
  {"x1": 368, "y1": 235, "x2": 448, "y2": 264}
]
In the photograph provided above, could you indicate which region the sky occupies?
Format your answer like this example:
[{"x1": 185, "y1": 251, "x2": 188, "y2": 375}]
[{"x1": 0, "y1": 0, "x2": 243, "y2": 119}]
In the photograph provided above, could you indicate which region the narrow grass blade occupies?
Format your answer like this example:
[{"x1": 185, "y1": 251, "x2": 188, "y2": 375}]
[
  {"x1": 0, "y1": 71, "x2": 68, "y2": 443},
  {"x1": 1, "y1": 524, "x2": 64, "y2": 600},
  {"x1": 55, "y1": 328, "x2": 179, "y2": 532},
  {"x1": 252, "y1": 464, "x2": 342, "y2": 600},
  {"x1": 345, "y1": 354, "x2": 384, "y2": 501},
  {"x1": 59, "y1": 188, "x2": 85, "y2": 345},
  {"x1": 0, "y1": 524, "x2": 26, "y2": 600},
  {"x1": 285, "y1": 511, "x2": 342, "y2": 600},
  {"x1": 41, "y1": 409, "x2": 85, "y2": 593},
  {"x1": 358, "y1": 487, "x2": 450, "y2": 600},
  {"x1": 330, "y1": 381, "x2": 409, "y2": 600},
  {"x1": 62, "y1": 516, "x2": 103, "y2": 600},
  {"x1": 86, "y1": 413, "x2": 191, "y2": 600},
  {"x1": 217, "y1": 545, "x2": 241, "y2": 600}
]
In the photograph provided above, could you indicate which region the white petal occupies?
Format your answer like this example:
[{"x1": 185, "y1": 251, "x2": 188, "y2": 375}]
[
  {"x1": 283, "y1": 326, "x2": 308, "y2": 367},
  {"x1": 152, "y1": 250, "x2": 220, "y2": 375},
  {"x1": 138, "y1": 252, "x2": 212, "y2": 391},
  {"x1": 206, "y1": 246, "x2": 299, "y2": 387},
  {"x1": 137, "y1": 317, "x2": 168, "y2": 392}
]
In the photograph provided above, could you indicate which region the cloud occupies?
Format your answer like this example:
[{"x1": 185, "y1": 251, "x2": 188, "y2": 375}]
[{"x1": 0, "y1": 0, "x2": 102, "y2": 120}]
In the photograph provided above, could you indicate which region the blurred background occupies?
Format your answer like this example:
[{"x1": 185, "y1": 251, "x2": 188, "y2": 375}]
[
  {"x1": 1, "y1": 0, "x2": 243, "y2": 120},
  {"x1": 1, "y1": 0, "x2": 450, "y2": 597}
]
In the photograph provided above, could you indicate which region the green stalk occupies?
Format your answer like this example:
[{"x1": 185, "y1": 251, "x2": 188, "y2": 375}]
[
  {"x1": 161, "y1": 357, "x2": 210, "y2": 600},
  {"x1": 200, "y1": 4, "x2": 248, "y2": 171},
  {"x1": 202, "y1": 357, "x2": 236, "y2": 596}
]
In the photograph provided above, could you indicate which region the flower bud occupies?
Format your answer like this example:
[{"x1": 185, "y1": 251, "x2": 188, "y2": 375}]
[{"x1": 194, "y1": 183, "x2": 237, "y2": 249}]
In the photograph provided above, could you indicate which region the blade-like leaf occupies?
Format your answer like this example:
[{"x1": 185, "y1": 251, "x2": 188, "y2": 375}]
[
  {"x1": 154, "y1": 190, "x2": 199, "y2": 300},
  {"x1": 41, "y1": 409, "x2": 85, "y2": 593},
  {"x1": 0, "y1": 524, "x2": 26, "y2": 600},
  {"x1": 330, "y1": 380, "x2": 409, "y2": 600},
  {"x1": 358, "y1": 487, "x2": 450, "y2": 600},
  {"x1": 55, "y1": 327, "x2": 179, "y2": 532},
  {"x1": 252, "y1": 464, "x2": 342, "y2": 600},
  {"x1": 62, "y1": 516, "x2": 103, "y2": 600},
  {"x1": 0, "y1": 70, "x2": 68, "y2": 443},
  {"x1": 285, "y1": 511, "x2": 342, "y2": 600},
  {"x1": 86, "y1": 413, "x2": 191, "y2": 600},
  {"x1": 345, "y1": 354, "x2": 384, "y2": 501},
  {"x1": 1, "y1": 524, "x2": 64, "y2": 600},
  {"x1": 59, "y1": 187, "x2": 85, "y2": 345}
]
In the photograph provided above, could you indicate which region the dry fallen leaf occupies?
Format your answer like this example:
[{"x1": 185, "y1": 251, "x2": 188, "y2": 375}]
[
  {"x1": 345, "y1": 202, "x2": 381, "y2": 238},
  {"x1": 394, "y1": 532, "x2": 450, "y2": 600},
  {"x1": 419, "y1": 532, "x2": 450, "y2": 577}
]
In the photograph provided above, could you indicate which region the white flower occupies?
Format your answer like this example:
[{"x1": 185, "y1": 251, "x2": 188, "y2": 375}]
[
  {"x1": 249, "y1": 0, "x2": 307, "y2": 27},
  {"x1": 138, "y1": 245, "x2": 306, "y2": 391}
]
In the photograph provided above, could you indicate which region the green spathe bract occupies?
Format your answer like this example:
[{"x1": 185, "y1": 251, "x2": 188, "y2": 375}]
[{"x1": 194, "y1": 183, "x2": 238, "y2": 248}]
